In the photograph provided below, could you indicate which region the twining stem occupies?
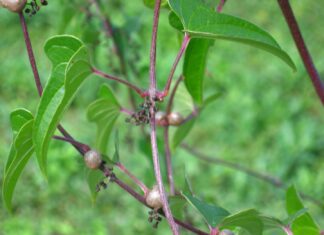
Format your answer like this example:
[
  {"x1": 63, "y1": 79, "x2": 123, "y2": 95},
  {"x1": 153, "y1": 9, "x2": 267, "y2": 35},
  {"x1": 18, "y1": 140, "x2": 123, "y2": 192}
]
[
  {"x1": 148, "y1": 0, "x2": 179, "y2": 234},
  {"x1": 92, "y1": 67, "x2": 148, "y2": 97},
  {"x1": 163, "y1": 75, "x2": 183, "y2": 194},
  {"x1": 277, "y1": 0, "x2": 324, "y2": 105},
  {"x1": 19, "y1": 12, "x2": 84, "y2": 155},
  {"x1": 115, "y1": 162, "x2": 149, "y2": 195},
  {"x1": 283, "y1": 226, "x2": 293, "y2": 235},
  {"x1": 216, "y1": 0, "x2": 227, "y2": 12},
  {"x1": 210, "y1": 227, "x2": 220, "y2": 235},
  {"x1": 53, "y1": 136, "x2": 90, "y2": 153},
  {"x1": 109, "y1": 170, "x2": 208, "y2": 235},
  {"x1": 162, "y1": 34, "x2": 190, "y2": 97},
  {"x1": 182, "y1": 144, "x2": 324, "y2": 208},
  {"x1": 19, "y1": 12, "x2": 42, "y2": 96}
]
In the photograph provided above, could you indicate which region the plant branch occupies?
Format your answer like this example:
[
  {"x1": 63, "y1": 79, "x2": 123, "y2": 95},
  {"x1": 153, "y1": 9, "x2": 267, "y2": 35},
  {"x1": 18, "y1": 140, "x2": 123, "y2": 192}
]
[
  {"x1": 166, "y1": 75, "x2": 183, "y2": 114},
  {"x1": 92, "y1": 67, "x2": 148, "y2": 97},
  {"x1": 115, "y1": 162, "x2": 149, "y2": 195},
  {"x1": 50, "y1": 137, "x2": 208, "y2": 235},
  {"x1": 216, "y1": 0, "x2": 227, "y2": 12},
  {"x1": 109, "y1": 171, "x2": 208, "y2": 235},
  {"x1": 283, "y1": 226, "x2": 293, "y2": 235},
  {"x1": 181, "y1": 144, "x2": 324, "y2": 209},
  {"x1": 19, "y1": 12, "x2": 42, "y2": 96},
  {"x1": 148, "y1": 0, "x2": 179, "y2": 234},
  {"x1": 277, "y1": 0, "x2": 324, "y2": 105},
  {"x1": 53, "y1": 135, "x2": 90, "y2": 153},
  {"x1": 162, "y1": 75, "x2": 184, "y2": 194},
  {"x1": 162, "y1": 34, "x2": 190, "y2": 98}
]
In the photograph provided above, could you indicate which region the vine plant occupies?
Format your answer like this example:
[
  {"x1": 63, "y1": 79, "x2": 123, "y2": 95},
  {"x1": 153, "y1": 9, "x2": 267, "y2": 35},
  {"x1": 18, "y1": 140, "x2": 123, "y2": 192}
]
[{"x1": 1, "y1": 0, "x2": 323, "y2": 235}]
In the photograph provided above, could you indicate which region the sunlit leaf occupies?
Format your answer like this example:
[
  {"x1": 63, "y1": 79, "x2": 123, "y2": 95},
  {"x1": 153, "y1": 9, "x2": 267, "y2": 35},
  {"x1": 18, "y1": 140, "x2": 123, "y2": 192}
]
[
  {"x1": 34, "y1": 35, "x2": 92, "y2": 177},
  {"x1": 5, "y1": 109, "x2": 33, "y2": 174},
  {"x1": 183, "y1": 38, "x2": 212, "y2": 104},
  {"x1": 220, "y1": 209, "x2": 263, "y2": 235},
  {"x1": 168, "y1": 0, "x2": 296, "y2": 71},
  {"x1": 3, "y1": 119, "x2": 34, "y2": 212},
  {"x1": 182, "y1": 192, "x2": 230, "y2": 227},
  {"x1": 286, "y1": 186, "x2": 319, "y2": 235}
]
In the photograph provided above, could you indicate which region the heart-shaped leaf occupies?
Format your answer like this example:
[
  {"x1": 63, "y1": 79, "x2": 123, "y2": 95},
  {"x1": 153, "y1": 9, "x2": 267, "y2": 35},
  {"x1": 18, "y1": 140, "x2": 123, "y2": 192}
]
[
  {"x1": 182, "y1": 192, "x2": 230, "y2": 228},
  {"x1": 33, "y1": 35, "x2": 92, "y2": 177},
  {"x1": 168, "y1": 0, "x2": 296, "y2": 71},
  {"x1": 3, "y1": 112, "x2": 34, "y2": 211},
  {"x1": 220, "y1": 209, "x2": 263, "y2": 235},
  {"x1": 87, "y1": 85, "x2": 120, "y2": 154}
]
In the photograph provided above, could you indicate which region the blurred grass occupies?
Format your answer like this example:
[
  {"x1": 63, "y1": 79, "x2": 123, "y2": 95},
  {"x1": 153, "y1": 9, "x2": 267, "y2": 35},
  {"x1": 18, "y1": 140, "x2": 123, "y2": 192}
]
[{"x1": 0, "y1": 1, "x2": 323, "y2": 234}]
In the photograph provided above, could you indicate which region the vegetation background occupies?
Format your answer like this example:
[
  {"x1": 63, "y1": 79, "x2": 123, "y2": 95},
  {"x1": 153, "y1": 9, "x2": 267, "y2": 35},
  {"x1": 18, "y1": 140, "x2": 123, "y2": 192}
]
[{"x1": 0, "y1": 0, "x2": 323, "y2": 234}]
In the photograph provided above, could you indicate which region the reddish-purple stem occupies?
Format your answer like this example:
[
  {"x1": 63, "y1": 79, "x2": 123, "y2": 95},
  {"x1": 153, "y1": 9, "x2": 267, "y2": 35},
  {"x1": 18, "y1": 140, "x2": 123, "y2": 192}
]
[
  {"x1": 283, "y1": 226, "x2": 294, "y2": 235},
  {"x1": 111, "y1": 174, "x2": 208, "y2": 235},
  {"x1": 92, "y1": 67, "x2": 148, "y2": 97},
  {"x1": 53, "y1": 135, "x2": 90, "y2": 153},
  {"x1": 163, "y1": 75, "x2": 183, "y2": 194},
  {"x1": 163, "y1": 127, "x2": 175, "y2": 194},
  {"x1": 116, "y1": 162, "x2": 149, "y2": 195},
  {"x1": 216, "y1": 0, "x2": 227, "y2": 12},
  {"x1": 148, "y1": 0, "x2": 179, "y2": 234},
  {"x1": 210, "y1": 227, "x2": 220, "y2": 235},
  {"x1": 19, "y1": 12, "x2": 42, "y2": 96},
  {"x1": 277, "y1": 0, "x2": 324, "y2": 105},
  {"x1": 162, "y1": 34, "x2": 190, "y2": 97},
  {"x1": 120, "y1": 107, "x2": 133, "y2": 116}
]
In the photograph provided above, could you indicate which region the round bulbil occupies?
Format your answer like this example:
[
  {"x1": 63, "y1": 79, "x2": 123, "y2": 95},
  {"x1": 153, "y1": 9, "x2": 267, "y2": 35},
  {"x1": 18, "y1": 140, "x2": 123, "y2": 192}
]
[
  {"x1": 84, "y1": 150, "x2": 102, "y2": 169},
  {"x1": 146, "y1": 185, "x2": 163, "y2": 210},
  {"x1": 0, "y1": 0, "x2": 27, "y2": 12},
  {"x1": 167, "y1": 112, "x2": 184, "y2": 126}
]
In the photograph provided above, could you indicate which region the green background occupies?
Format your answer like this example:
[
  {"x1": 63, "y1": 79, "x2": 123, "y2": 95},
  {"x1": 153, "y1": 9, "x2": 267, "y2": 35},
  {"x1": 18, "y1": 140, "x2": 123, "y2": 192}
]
[{"x1": 0, "y1": 0, "x2": 323, "y2": 234}]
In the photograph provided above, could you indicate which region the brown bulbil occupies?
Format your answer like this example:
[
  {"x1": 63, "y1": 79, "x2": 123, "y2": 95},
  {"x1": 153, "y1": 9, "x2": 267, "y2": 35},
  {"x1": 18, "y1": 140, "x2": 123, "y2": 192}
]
[
  {"x1": 167, "y1": 112, "x2": 184, "y2": 126},
  {"x1": 84, "y1": 150, "x2": 102, "y2": 170},
  {"x1": 0, "y1": 0, "x2": 27, "y2": 12},
  {"x1": 145, "y1": 185, "x2": 163, "y2": 210}
]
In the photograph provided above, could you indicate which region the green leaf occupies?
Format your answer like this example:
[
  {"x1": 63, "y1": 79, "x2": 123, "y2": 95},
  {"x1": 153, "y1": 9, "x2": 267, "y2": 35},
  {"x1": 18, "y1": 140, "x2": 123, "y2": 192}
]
[
  {"x1": 5, "y1": 109, "x2": 34, "y2": 174},
  {"x1": 113, "y1": 131, "x2": 120, "y2": 163},
  {"x1": 85, "y1": 168, "x2": 104, "y2": 204},
  {"x1": 87, "y1": 85, "x2": 120, "y2": 154},
  {"x1": 169, "y1": 11, "x2": 183, "y2": 31},
  {"x1": 285, "y1": 186, "x2": 319, "y2": 235},
  {"x1": 183, "y1": 172, "x2": 194, "y2": 195},
  {"x1": 3, "y1": 119, "x2": 34, "y2": 212},
  {"x1": 182, "y1": 192, "x2": 230, "y2": 227},
  {"x1": 172, "y1": 118, "x2": 195, "y2": 149},
  {"x1": 220, "y1": 209, "x2": 263, "y2": 235},
  {"x1": 34, "y1": 35, "x2": 92, "y2": 177},
  {"x1": 183, "y1": 38, "x2": 212, "y2": 104},
  {"x1": 168, "y1": 0, "x2": 296, "y2": 71},
  {"x1": 169, "y1": 195, "x2": 187, "y2": 220},
  {"x1": 260, "y1": 216, "x2": 283, "y2": 230},
  {"x1": 10, "y1": 109, "x2": 34, "y2": 134},
  {"x1": 202, "y1": 92, "x2": 223, "y2": 110}
]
